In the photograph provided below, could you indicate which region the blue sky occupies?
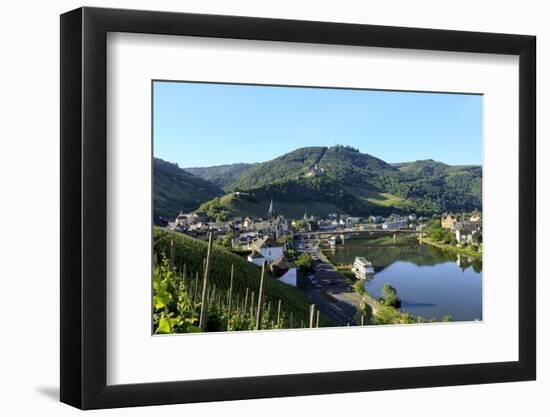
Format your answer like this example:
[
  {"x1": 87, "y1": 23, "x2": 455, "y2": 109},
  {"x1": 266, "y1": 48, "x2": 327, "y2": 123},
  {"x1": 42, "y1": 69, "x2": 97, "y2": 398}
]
[{"x1": 153, "y1": 81, "x2": 482, "y2": 168}]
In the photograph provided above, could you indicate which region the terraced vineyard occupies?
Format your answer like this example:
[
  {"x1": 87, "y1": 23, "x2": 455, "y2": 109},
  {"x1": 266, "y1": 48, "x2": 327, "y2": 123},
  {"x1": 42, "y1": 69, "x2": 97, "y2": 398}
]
[{"x1": 153, "y1": 228, "x2": 333, "y2": 333}]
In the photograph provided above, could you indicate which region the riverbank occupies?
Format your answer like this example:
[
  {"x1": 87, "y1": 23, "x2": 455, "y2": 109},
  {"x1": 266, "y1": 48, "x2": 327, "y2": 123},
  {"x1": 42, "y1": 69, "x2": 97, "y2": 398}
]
[
  {"x1": 312, "y1": 247, "x2": 382, "y2": 322},
  {"x1": 418, "y1": 236, "x2": 482, "y2": 259},
  {"x1": 319, "y1": 249, "x2": 415, "y2": 324},
  {"x1": 323, "y1": 247, "x2": 454, "y2": 324}
]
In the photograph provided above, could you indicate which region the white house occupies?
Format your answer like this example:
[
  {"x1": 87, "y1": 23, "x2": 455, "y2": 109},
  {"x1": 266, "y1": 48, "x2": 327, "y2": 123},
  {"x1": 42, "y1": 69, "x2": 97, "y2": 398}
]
[
  {"x1": 270, "y1": 256, "x2": 297, "y2": 287},
  {"x1": 382, "y1": 219, "x2": 407, "y2": 230},
  {"x1": 259, "y1": 246, "x2": 284, "y2": 263},
  {"x1": 247, "y1": 251, "x2": 266, "y2": 266},
  {"x1": 455, "y1": 228, "x2": 476, "y2": 244},
  {"x1": 246, "y1": 246, "x2": 284, "y2": 266},
  {"x1": 278, "y1": 267, "x2": 297, "y2": 287}
]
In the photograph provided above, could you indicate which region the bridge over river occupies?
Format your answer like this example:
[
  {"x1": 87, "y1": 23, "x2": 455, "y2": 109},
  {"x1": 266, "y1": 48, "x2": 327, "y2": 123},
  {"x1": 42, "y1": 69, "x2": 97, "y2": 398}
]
[{"x1": 293, "y1": 228, "x2": 420, "y2": 241}]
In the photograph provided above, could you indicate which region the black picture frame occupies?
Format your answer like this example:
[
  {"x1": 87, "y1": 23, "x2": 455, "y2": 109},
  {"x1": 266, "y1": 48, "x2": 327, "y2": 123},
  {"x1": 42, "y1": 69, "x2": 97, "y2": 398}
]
[{"x1": 60, "y1": 6, "x2": 536, "y2": 410}]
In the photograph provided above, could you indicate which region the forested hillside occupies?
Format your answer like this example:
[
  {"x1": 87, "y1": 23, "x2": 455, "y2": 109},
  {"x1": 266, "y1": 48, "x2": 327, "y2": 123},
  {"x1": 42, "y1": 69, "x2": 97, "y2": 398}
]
[
  {"x1": 193, "y1": 146, "x2": 482, "y2": 218},
  {"x1": 185, "y1": 163, "x2": 257, "y2": 190},
  {"x1": 154, "y1": 158, "x2": 223, "y2": 221}
]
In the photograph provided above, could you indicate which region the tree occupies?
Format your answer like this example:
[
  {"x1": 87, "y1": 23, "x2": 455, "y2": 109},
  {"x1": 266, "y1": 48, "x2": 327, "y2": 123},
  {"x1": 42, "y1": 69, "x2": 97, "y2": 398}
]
[
  {"x1": 441, "y1": 230, "x2": 455, "y2": 245},
  {"x1": 428, "y1": 226, "x2": 446, "y2": 242},
  {"x1": 353, "y1": 280, "x2": 365, "y2": 295},
  {"x1": 295, "y1": 252, "x2": 313, "y2": 272},
  {"x1": 222, "y1": 232, "x2": 234, "y2": 248},
  {"x1": 450, "y1": 235, "x2": 458, "y2": 246},
  {"x1": 472, "y1": 231, "x2": 482, "y2": 244},
  {"x1": 291, "y1": 219, "x2": 308, "y2": 232},
  {"x1": 215, "y1": 210, "x2": 229, "y2": 222},
  {"x1": 426, "y1": 218, "x2": 442, "y2": 230},
  {"x1": 381, "y1": 283, "x2": 401, "y2": 308},
  {"x1": 359, "y1": 301, "x2": 373, "y2": 323},
  {"x1": 277, "y1": 235, "x2": 293, "y2": 246}
]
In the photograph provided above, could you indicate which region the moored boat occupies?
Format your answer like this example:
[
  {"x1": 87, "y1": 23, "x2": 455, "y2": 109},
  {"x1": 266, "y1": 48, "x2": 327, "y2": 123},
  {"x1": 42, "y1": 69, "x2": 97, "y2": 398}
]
[{"x1": 352, "y1": 256, "x2": 375, "y2": 279}]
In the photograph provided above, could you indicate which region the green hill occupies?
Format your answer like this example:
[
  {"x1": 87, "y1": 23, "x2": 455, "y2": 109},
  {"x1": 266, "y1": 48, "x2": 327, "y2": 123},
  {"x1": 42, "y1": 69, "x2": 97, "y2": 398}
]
[
  {"x1": 154, "y1": 158, "x2": 223, "y2": 221},
  {"x1": 394, "y1": 160, "x2": 482, "y2": 213},
  {"x1": 193, "y1": 146, "x2": 481, "y2": 218},
  {"x1": 154, "y1": 228, "x2": 333, "y2": 330},
  {"x1": 228, "y1": 146, "x2": 328, "y2": 190}
]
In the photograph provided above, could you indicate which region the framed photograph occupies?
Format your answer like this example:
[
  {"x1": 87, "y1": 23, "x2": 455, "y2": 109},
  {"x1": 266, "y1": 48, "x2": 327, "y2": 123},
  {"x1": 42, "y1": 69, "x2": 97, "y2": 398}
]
[{"x1": 60, "y1": 6, "x2": 536, "y2": 409}]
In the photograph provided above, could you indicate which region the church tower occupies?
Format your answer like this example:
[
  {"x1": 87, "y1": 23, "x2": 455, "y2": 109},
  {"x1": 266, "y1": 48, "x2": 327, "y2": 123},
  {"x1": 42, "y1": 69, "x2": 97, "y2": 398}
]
[{"x1": 268, "y1": 197, "x2": 276, "y2": 220}]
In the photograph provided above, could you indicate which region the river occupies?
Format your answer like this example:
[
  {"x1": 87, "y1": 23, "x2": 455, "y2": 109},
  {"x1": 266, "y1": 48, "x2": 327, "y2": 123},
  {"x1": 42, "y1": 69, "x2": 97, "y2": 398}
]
[{"x1": 324, "y1": 235, "x2": 482, "y2": 322}]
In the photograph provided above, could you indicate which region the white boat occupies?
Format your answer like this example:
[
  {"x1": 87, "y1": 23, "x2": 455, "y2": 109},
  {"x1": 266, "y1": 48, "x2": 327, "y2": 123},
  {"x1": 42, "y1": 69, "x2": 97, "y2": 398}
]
[{"x1": 352, "y1": 257, "x2": 375, "y2": 279}]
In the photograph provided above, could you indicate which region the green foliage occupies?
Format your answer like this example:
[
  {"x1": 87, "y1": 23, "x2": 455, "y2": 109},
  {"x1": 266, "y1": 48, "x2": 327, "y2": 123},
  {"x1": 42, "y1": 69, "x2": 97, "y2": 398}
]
[
  {"x1": 295, "y1": 252, "x2": 314, "y2": 272},
  {"x1": 359, "y1": 301, "x2": 373, "y2": 323},
  {"x1": 222, "y1": 232, "x2": 235, "y2": 248},
  {"x1": 353, "y1": 280, "x2": 366, "y2": 295},
  {"x1": 426, "y1": 219, "x2": 456, "y2": 244},
  {"x1": 229, "y1": 146, "x2": 328, "y2": 190},
  {"x1": 153, "y1": 257, "x2": 200, "y2": 334},
  {"x1": 179, "y1": 147, "x2": 482, "y2": 219},
  {"x1": 291, "y1": 219, "x2": 309, "y2": 231},
  {"x1": 152, "y1": 228, "x2": 333, "y2": 333},
  {"x1": 381, "y1": 283, "x2": 401, "y2": 308},
  {"x1": 197, "y1": 197, "x2": 230, "y2": 222},
  {"x1": 277, "y1": 235, "x2": 293, "y2": 245},
  {"x1": 153, "y1": 158, "x2": 223, "y2": 221},
  {"x1": 373, "y1": 305, "x2": 416, "y2": 325},
  {"x1": 472, "y1": 231, "x2": 482, "y2": 244},
  {"x1": 185, "y1": 163, "x2": 257, "y2": 190}
]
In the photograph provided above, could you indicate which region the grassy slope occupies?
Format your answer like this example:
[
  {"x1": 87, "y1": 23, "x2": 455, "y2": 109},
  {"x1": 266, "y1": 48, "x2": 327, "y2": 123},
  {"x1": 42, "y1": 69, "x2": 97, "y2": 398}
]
[
  {"x1": 154, "y1": 228, "x2": 333, "y2": 327},
  {"x1": 343, "y1": 185, "x2": 412, "y2": 209},
  {"x1": 214, "y1": 193, "x2": 344, "y2": 218},
  {"x1": 202, "y1": 183, "x2": 412, "y2": 219}
]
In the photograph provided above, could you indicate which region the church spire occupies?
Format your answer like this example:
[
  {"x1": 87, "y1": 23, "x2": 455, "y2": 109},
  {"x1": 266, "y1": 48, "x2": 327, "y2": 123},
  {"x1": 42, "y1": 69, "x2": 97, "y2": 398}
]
[{"x1": 268, "y1": 197, "x2": 275, "y2": 219}]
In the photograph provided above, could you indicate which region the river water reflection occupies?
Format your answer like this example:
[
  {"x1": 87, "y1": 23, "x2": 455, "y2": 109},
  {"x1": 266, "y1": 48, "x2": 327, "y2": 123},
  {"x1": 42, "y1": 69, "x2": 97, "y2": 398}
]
[{"x1": 325, "y1": 236, "x2": 482, "y2": 321}]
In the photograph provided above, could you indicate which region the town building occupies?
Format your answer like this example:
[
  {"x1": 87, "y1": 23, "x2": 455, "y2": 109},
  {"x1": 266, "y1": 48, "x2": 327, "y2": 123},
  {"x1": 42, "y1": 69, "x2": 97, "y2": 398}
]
[
  {"x1": 455, "y1": 226, "x2": 478, "y2": 244},
  {"x1": 243, "y1": 217, "x2": 255, "y2": 229},
  {"x1": 470, "y1": 213, "x2": 482, "y2": 223},
  {"x1": 247, "y1": 251, "x2": 266, "y2": 266},
  {"x1": 270, "y1": 256, "x2": 297, "y2": 287},
  {"x1": 382, "y1": 218, "x2": 407, "y2": 230},
  {"x1": 369, "y1": 215, "x2": 384, "y2": 224},
  {"x1": 441, "y1": 214, "x2": 457, "y2": 229}
]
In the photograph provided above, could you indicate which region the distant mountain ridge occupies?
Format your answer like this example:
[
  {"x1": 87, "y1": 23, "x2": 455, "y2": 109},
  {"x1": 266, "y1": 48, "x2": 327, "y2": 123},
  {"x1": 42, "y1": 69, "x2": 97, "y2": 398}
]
[
  {"x1": 185, "y1": 163, "x2": 257, "y2": 189},
  {"x1": 155, "y1": 146, "x2": 482, "y2": 220}
]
